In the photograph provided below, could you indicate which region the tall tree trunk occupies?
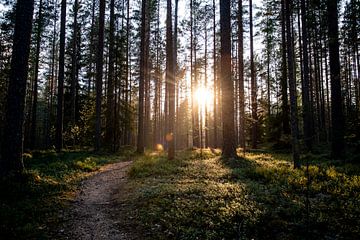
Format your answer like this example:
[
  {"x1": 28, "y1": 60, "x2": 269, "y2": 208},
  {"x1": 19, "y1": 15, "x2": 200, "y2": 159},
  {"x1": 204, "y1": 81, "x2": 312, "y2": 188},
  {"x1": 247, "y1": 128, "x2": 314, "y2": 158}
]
[
  {"x1": 125, "y1": 0, "x2": 131, "y2": 145},
  {"x1": 281, "y1": 0, "x2": 290, "y2": 135},
  {"x1": 47, "y1": 0, "x2": 58, "y2": 148},
  {"x1": 30, "y1": 0, "x2": 43, "y2": 149},
  {"x1": 105, "y1": 0, "x2": 115, "y2": 150},
  {"x1": 55, "y1": 0, "x2": 67, "y2": 152},
  {"x1": 327, "y1": 0, "x2": 345, "y2": 158},
  {"x1": 137, "y1": 0, "x2": 147, "y2": 154},
  {"x1": 204, "y1": 14, "x2": 209, "y2": 149},
  {"x1": 153, "y1": 0, "x2": 161, "y2": 149},
  {"x1": 166, "y1": 0, "x2": 175, "y2": 159},
  {"x1": 300, "y1": 0, "x2": 313, "y2": 151},
  {"x1": 88, "y1": 0, "x2": 96, "y2": 95},
  {"x1": 249, "y1": 0, "x2": 258, "y2": 149},
  {"x1": 174, "y1": 0, "x2": 179, "y2": 149},
  {"x1": 285, "y1": 0, "x2": 300, "y2": 168},
  {"x1": 95, "y1": 0, "x2": 105, "y2": 151},
  {"x1": 238, "y1": 0, "x2": 245, "y2": 149},
  {"x1": 220, "y1": 0, "x2": 237, "y2": 158},
  {"x1": 213, "y1": 0, "x2": 218, "y2": 148},
  {"x1": 70, "y1": 0, "x2": 79, "y2": 127},
  {"x1": 1, "y1": 0, "x2": 35, "y2": 175}
]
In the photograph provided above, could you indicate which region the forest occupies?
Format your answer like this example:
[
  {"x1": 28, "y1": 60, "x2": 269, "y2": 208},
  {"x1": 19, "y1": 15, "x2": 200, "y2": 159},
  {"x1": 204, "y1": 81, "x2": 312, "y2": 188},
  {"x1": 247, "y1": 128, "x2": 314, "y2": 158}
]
[{"x1": 0, "y1": 0, "x2": 359, "y2": 239}]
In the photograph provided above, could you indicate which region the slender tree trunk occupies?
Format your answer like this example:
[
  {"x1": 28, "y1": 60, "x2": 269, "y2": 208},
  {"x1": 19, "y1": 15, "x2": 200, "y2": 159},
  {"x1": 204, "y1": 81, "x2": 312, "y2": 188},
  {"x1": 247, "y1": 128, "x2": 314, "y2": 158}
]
[
  {"x1": 125, "y1": 0, "x2": 131, "y2": 145},
  {"x1": 220, "y1": 0, "x2": 237, "y2": 158},
  {"x1": 88, "y1": 0, "x2": 96, "y2": 95},
  {"x1": 105, "y1": 0, "x2": 115, "y2": 150},
  {"x1": 327, "y1": 0, "x2": 345, "y2": 159},
  {"x1": 47, "y1": 0, "x2": 58, "y2": 148},
  {"x1": 30, "y1": 0, "x2": 43, "y2": 149},
  {"x1": 285, "y1": 0, "x2": 300, "y2": 168},
  {"x1": 166, "y1": 0, "x2": 175, "y2": 159},
  {"x1": 212, "y1": 0, "x2": 217, "y2": 149},
  {"x1": 137, "y1": 0, "x2": 147, "y2": 154},
  {"x1": 300, "y1": 0, "x2": 312, "y2": 151},
  {"x1": 153, "y1": 0, "x2": 161, "y2": 149},
  {"x1": 281, "y1": 0, "x2": 290, "y2": 135},
  {"x1": 238, "y1": 0, "x2": 245, "y2": 149},
  {"x1": 174, "y1": 0, "x2": 179, "y2": 149},
  {"x1": 56, "y1": 0, "x2": 67, "y2": 152},
  {"x1": 204, "y1": 16, "x2": 209, "y2": 149},
  {"x1": 95, "y1": 0, "x2": 105, "y2": 151},
  {"x1": 249, "y1": 0, "x2": 258, "y2": 149},
  {"x1": 1, "y1": 0, "x2": 35, "y2": 175},
  {"x1": 70, "y1": 0, "x2": 79, "y2": 127}
]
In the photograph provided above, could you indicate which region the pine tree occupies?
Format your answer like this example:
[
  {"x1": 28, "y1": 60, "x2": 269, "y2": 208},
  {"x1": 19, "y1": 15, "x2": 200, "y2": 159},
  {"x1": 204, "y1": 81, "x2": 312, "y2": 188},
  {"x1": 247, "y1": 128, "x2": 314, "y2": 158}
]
[
  {"x1": 1, "y1": 0, "x2": 35, "y2": 175},
  {"x1": 220, "y1": 0, "x2": 237, "y2": 158}
]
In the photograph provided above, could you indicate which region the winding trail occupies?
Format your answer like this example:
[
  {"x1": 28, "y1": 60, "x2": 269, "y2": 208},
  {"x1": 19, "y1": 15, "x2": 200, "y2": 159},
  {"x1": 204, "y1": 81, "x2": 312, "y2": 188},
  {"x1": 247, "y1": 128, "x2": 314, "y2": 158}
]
[{"x1": 58, "y1": 161, "x2": 134, "y2": 240}]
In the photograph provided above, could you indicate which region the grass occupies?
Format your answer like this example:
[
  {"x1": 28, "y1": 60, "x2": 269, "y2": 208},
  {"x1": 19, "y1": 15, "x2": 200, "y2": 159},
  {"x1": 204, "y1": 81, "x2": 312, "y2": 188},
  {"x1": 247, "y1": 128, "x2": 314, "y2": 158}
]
[
  {"x1": 0, "y1": 148, "x2": 133, "y2": 240},
  {"x1": 125, "y1": 148, "x2": 360, "y2": 239}
]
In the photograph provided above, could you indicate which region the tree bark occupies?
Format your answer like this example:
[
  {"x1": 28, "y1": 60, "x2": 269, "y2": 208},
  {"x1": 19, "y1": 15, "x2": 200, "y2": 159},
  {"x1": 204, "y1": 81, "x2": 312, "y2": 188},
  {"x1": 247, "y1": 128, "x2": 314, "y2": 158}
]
[
  {"x1": 95, "y1": 0, "x2": 105, "y2": 151},
  {"x1": 220, "y1": 0, "x2": 237, "y2": 158},
  {"x1": 137, "y1": 0, "x2": 147, "y2": 154},
  {"x1": 300, "y1": 0, "x2": 313, "y2": 151},
  {"x1": 1, "y1": 0, "x2": 35, "y2": 175},
  {"x1": 238, "y1": 0, "x2": 245, "y2": 149},
  {"x1": 281, "y1": 0, "x2": 290, "y2": 135},
  {"x1": 55, "y1": 0, "x2": 67, "y2": 152},
  {"x1": 30, "y1": 0, "x2": 43, "y2": 149},
  {"x1": 285, "y1": 0, "x2": 300, "y2": 168},
  {"x1": 327, "y1": 0, "x2": 345, "y2": 159},
  {"x1": 250, "y1": 0, "x2": 258, "y2": 149},
  {"x1": 105, "y1": 0, "x2": 115, "y2": 150},
  {"x1": 166, "y1": 0, "x2": 175, "y2": 159}
]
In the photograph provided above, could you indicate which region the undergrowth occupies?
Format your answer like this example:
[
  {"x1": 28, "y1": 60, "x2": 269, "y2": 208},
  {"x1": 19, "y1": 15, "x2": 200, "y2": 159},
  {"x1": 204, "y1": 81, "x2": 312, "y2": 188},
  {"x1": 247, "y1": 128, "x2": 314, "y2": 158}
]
[
  {"x1": 0, "y1": 149, "x2": 132, "y2": 239},
  {"x1": 126, "y1": 149, "x2": 360, "y2": 240}
]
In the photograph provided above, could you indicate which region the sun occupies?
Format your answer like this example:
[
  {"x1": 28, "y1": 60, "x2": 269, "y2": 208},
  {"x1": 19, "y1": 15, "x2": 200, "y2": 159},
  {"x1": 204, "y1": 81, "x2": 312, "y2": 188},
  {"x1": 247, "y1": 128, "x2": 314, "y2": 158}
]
[{"x1": 195, "y1": 86, "x2": 213, "y2": 107}]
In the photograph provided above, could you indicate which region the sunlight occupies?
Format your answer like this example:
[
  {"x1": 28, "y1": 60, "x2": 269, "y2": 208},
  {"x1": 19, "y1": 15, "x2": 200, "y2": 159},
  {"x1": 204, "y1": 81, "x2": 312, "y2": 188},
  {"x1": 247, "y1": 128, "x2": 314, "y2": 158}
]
[{"x1": 195, "y1": 85, "x2": 213, "y2": 107}]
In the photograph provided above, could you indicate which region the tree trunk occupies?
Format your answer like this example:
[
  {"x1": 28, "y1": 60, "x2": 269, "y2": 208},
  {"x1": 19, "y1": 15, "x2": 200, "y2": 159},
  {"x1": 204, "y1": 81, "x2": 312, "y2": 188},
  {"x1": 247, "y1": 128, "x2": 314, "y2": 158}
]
[
  {"x1": 1, "y1": 0, "x2": 35, "y2": 175},
  {"x1": 95, "y1": 0, "x2": 105, "y2": 151},
  {"x1": 220, "y1": 0, "x2": 237, "y2": 158},
  {"x1": 166, "y1": 0, "x2": 175, "y2": 160},
  {"x1": 105, "y1": 0, "x2": 115, "y2": 150},
  {"x1": 327, "y1": 0, "x2": 345, "y2": 159},
  {"x1": 250, "y1": 0, "x2": 258, "y2": 149},
  {"x1": 238, "y1": 0, "x2": 245, "y2": 149},
  {"x1": 213, "y1": 0, "x2": 218, "y2": 148},
  {"x1": 137, "y1": 0, "x2": 147, "y2": 154},
  {"x1": 300, "y1": 0, "x2": 313, "y2": 151},
  {"x1": 285, "y1": 0, "x2": 300, "y2": 168},
  {"x1": 30, "y1": 0, "x2": 43, "y2": 150},
  {"x1": 70, "y1": 0, "x2": 79, "y2": 128},
  {"x1": 55, "y1": 0, "x2": 67, "y2": 152},
  {"x1": 281, "y1": 0, "x2": 290, "y2": 135}
]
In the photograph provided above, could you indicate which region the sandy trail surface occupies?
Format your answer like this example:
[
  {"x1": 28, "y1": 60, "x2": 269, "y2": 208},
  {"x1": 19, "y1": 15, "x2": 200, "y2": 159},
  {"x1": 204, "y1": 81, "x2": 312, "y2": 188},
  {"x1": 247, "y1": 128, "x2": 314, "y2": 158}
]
[{"x1": 57, "y1": 161, "x2": 135, "y2": 240}]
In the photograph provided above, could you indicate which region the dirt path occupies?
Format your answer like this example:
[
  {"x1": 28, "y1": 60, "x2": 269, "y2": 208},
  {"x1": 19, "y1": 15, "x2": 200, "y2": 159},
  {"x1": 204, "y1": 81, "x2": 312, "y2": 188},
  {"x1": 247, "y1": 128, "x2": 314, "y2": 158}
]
[{"x1": 58, "y1": 161, "x2": 134, "y2": 240}]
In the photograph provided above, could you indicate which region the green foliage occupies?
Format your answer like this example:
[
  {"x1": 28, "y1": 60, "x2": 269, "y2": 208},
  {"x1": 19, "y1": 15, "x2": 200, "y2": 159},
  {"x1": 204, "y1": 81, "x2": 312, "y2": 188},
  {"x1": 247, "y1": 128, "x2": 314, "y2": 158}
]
[
  {"x1": 125, "y1": 150, "x2": 360, "y2": 239},
  {"x1": 0, "y1": 150, "x2": 129, "y2": 239}
]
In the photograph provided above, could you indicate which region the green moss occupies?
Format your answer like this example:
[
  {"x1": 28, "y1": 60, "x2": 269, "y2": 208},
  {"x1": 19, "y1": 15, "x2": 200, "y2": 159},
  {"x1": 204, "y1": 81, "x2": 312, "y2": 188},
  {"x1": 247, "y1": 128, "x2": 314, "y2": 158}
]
[
  {"x1": 0, "y1": 149, "x2": 131, "y2": 239},
  {"x1": 126, "y1": 150, "x2": 360, "y2": 239}
]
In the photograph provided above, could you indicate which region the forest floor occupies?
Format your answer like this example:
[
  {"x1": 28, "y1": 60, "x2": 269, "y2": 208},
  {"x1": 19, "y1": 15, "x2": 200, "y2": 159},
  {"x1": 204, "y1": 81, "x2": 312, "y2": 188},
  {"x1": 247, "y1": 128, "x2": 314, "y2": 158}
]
[
  {"x1": 56, "y1": 161, "x2": 135, "y2": 240},
  {"x1": 0, "y1": 149, "x2": 136, "y2": 239},
  {"x1": 1, "y1": 148, "x2": 359, "y2": 239}
]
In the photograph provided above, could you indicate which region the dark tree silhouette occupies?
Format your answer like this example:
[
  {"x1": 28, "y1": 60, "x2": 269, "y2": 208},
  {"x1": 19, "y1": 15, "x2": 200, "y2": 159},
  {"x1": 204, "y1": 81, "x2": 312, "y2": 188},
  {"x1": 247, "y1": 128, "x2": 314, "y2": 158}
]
[
  {"x1": 327, "y1": 0, "x2": 345, "y2": 158},
  {"x1": 1, "y1": 0, "x2": 35, "y2": 175},
  {"x1": 220, "y1": 0, "x2": 237, "y2": 158}
]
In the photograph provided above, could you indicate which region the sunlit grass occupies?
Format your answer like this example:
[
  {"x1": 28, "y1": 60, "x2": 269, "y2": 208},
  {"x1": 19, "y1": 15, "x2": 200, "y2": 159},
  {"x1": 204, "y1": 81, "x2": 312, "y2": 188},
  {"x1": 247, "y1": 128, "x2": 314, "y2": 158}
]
[
  {"x1": 0, "y1": 149, "x2": 133, "y2": 239},
  {"x1": 126, "y1": 149, "x2": 360, "y2": 239}
]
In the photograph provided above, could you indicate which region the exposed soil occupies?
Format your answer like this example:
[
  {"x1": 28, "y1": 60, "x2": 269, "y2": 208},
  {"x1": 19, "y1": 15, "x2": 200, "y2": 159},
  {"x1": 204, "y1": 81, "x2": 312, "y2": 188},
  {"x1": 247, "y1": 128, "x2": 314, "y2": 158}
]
[{"x1": 56, "y1": 161, "x2": 139, "y2": 240}]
